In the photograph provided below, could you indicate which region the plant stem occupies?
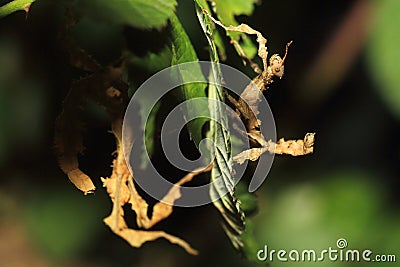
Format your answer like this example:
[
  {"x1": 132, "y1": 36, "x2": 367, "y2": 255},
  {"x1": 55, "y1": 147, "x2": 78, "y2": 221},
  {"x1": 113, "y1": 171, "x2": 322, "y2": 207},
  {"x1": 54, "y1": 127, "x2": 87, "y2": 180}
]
[{"x1": 0, "y1": 0, "x2": 35, "y2": 19}]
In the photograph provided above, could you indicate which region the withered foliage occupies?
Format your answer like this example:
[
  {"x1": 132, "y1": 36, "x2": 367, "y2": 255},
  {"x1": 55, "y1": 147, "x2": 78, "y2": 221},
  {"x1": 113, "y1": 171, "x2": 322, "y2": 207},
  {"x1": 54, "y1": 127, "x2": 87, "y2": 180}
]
[
  {"x1": 102, "y1": 118, "x2": 212, "y2": 255},
  {"x1": 54, "y1": 12, "x2": 209, "y2": 254},
  {"x1": 234, "y1": 133, "x2": 315, "y2": 164}
]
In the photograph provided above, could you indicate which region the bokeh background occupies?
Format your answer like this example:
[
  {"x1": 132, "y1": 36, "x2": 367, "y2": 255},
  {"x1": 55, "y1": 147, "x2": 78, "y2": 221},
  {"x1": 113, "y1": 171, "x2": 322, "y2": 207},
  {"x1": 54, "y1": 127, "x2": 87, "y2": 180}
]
[{"x1": 0, "y1": 0, "x2": 399, "y2": 266}]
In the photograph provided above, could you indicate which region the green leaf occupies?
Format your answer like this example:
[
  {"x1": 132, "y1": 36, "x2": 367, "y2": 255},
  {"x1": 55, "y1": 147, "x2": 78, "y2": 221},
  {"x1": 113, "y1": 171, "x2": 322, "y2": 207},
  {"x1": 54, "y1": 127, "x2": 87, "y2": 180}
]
[
  {"x1": 195, "y1": 0, "x2": 245, "y2": 251},
  {"x1": 126, "y1": 14, "x2": 208, "y2": 165},
  {"x1": 76, "y1": 0, "x2": 177, "y2": 29},
  {"x1": 367, "y1": 0, "x2": 400, "y2": 119},
  {"x1": 169, "y1": 13, "x2": 209, "y2": 147},
  {"x1": 0, "y1": 0, "x2": 35, "y2": 18},
  {"x1": 128, "y1": 47, "x2": 172, "y2": 73},
  {"x1": 213, "y1": 0, "x2": 257, "y2": 26},
  {"x1": 213, "y1": 0, "x2": 258, "y2": 58}
]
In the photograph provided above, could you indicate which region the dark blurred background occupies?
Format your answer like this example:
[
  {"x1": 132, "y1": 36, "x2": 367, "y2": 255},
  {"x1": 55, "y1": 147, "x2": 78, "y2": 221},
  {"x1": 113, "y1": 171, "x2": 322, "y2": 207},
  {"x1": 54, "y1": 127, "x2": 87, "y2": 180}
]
[{"x1": 0, "y1": 0, "x2": 399, "y2": 266}]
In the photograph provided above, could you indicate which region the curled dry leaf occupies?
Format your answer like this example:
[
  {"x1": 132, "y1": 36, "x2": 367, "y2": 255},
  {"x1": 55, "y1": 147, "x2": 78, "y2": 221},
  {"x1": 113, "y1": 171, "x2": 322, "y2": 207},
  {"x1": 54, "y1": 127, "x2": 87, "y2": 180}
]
[
  {"x1": 233, "y1": 133, "x2": 316, "y2": 164},
  {"x1": 102, "y1": 119, "x2": 212, "y2": 254},
  {"x1": 54, "y1": 62, "x2": 127, "y2": 195},
  {"x1": 233, "y1": 147, "x2": 269, "y2": 165},
  {"x1": 204, "y1": 9, "x2": 268, "y2": 71},
  {"x1": 54, "y1": 90, "x2": 95, "y2": 195},
  {"x1": 272, "y1": 132, "x2": 315, "y2": 156},
  {"x1": 55, "y1": 12, "x2": 127, "y2": 195}
]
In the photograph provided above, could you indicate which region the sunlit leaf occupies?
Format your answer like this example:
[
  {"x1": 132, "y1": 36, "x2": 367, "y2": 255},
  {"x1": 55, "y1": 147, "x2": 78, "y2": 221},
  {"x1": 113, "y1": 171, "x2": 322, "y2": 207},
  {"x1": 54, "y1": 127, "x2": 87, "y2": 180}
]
[
  {"x1": 169, "y1": 13, "x2": 209, "y2": 146},
  {"x1": 126, "y1": 14, "x2": 207, "y2": 164},
  {"x1": 213, "y1": 0, "x2": 258, "y2": 58}
]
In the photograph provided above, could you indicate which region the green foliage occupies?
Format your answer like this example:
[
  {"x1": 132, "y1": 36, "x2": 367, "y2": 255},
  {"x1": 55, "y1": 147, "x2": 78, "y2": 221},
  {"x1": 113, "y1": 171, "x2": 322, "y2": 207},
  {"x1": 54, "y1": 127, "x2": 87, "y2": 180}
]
[
  {"x1": 367, "y1": 0, "x2": 400, "y2": 119},
  {"x1": 76, "y1": 0, "x2": 177, "y2": 29},
  {"x1": 195, "y1": 0, "x2": 258, "y2": 60},
  {"x1": 213, "y1": 0, "x2": 258, "y2": 58},
  {"x1": 128, "y1": 13, "x2": 208, "y2": 164},
  {"x1": 236, "y1": 183, "x2": 262, "y2": 262},
  {"x1": 169, "y1": 13, "x2": 209, "y2": 147},
  {"x1": 129, "y1": 47, "x2": 172, "y2": 73}
]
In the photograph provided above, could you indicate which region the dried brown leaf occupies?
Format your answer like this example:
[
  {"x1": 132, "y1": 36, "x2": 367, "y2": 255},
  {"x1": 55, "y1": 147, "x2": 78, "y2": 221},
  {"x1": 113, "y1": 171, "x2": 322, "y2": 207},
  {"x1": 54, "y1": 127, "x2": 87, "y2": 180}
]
[
  {"x1": 233, "y1": 133, "x2": 316, "y2": 164},
  {"x1": 104, "y1": 212, "x2": 198, "y2": 255},
  {"x1": 55, "y1": 108, "x2": 95, "y2": 194},
  {"x1": 204, "y1": 9, "x2": 268, "y2": 71},
  {"x1": 233, "y1": 147, "x2": 269, "y2": 165},
  {"x1": 56, "y1": 12, "x2": 203, "y2": 255},
  {"x1": 140, "y1": 164, "x2": 213, "y2": 229},
  {"x1": 66, "y1": 169, "x2": 96, "y2": 195},
  {"x1": 103, "y1": 119, "x2": 212, "y2": 255},
  {"x1": 55, "y1": 57, "x2": 127, "y2": 195},
  {"x1": 272, "y1": 132, "x2": 315, "y2": 156}
]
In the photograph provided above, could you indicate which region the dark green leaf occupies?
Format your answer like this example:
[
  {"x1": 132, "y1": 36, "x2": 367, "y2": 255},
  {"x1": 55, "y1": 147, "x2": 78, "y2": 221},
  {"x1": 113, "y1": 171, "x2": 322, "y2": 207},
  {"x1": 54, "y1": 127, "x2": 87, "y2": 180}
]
[
  {"x1": 126, "y1": 13, "x2": 208, "y2": 165},
  {"x1": 128, "y1": 47, "x2": 172, "y2": 73},
  {"x1": 76, "y1": 0, "x2": 177, "y2": 29}
]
